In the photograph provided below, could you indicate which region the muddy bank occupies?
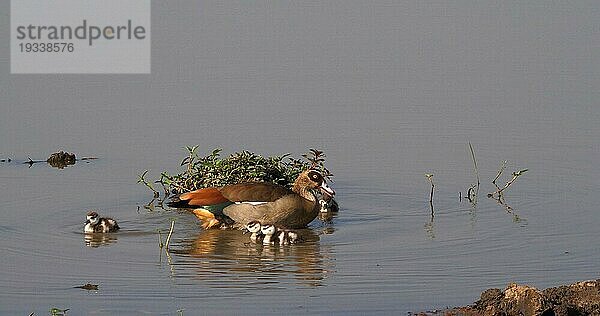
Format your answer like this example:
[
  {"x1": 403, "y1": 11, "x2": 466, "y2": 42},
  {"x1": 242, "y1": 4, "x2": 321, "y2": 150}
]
[{"x1": 418, "y1": 280, "x2": 600, "y2": 316}]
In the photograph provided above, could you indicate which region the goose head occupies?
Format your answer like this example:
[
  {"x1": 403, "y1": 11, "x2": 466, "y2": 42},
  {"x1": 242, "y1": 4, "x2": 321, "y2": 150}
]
[
  {"x1": 85, "y1": 211, "x2": 99, "y2": 226},
  {"x1": 286, "y1": 231, "x2": 300, "y2": 242},
  {"x1": 293, "y1": 170, "x2": 335, "y2": 199},
  {"x1": 260, "y1": 224, "x2": 277, "y2": 237},
  {"x1": 244, "y1": 221, "x2": 262, "y2": 234}
]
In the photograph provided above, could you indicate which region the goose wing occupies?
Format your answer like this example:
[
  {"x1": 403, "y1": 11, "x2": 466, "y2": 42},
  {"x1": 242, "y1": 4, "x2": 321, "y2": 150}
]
[
  {"x1": 219, "y1": 182, "x2": 291, "y2": 202},
  {"x1": 169, "y1": 182, "x2": 291, "y2": 208},
  {"x1": 223, "y1": 194, "x2": 317, "y2": 228}
]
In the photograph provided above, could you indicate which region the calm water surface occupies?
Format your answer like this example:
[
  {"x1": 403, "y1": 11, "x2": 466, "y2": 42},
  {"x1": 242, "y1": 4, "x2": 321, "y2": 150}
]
[{"x1": 1, "y1": 1, "x2": 600, "y2": 315}]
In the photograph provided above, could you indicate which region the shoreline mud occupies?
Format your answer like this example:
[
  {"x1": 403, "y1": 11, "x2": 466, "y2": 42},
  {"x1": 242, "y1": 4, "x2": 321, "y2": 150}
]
[{"x1": 417, "y1": 280, "x2": 600, "y2": 316}]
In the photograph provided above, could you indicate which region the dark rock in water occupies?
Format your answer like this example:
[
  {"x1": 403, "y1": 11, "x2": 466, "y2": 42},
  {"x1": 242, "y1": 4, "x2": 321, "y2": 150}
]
[
  {"x1": 47, "y1": 151, "x2": 76, "y2": 169},
  {"x1": 74, "y1": 283, "x2": 99, "y2": 290},
  {"x1": 439, "y1": 280, "x2": 600, "y2": 316}
]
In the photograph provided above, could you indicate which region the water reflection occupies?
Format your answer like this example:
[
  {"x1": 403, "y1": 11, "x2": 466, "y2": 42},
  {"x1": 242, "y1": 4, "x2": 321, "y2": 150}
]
[
  {"x1": 84, "y1": 233, "x2": 118, "y2": 248},
  {"x1": 172, "y1": 228, "x2": 335, "y2": 287},
  {"x1": 318, "y1": 211, "x2": 336, "y2": 223},
  {"x1": 424, "y1": 218, "x2": 435, "y2": 239},
  {"x1": 490, "y1": 194, "x2": 528, "y2": 225},
  {"x1": 317, "y1": 196, "x2": 339, "y2": 223}
]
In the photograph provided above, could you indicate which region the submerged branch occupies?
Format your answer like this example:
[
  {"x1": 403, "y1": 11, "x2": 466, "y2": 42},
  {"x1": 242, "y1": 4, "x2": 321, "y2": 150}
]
[{"x1": 488, "y1": 169, "x2": 528, "y2": 198}]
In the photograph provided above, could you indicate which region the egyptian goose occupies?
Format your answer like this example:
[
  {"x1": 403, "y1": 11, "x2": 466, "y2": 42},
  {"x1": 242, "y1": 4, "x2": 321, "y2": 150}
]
[
  {"x1": 168, "y1": 169, "x2": 335, "y2": 229},
  {"x1": 84, "y1": 211, "x2": 120, "y2": 233}
]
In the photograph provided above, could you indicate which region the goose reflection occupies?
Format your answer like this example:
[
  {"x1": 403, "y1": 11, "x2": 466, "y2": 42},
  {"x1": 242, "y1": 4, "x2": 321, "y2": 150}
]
[
  {"x1": 84, "y1": 233, "x2": 118, "y2": 248},
  {"x1": 171, "y1": 227, "x2": 336, "y2": 287}
]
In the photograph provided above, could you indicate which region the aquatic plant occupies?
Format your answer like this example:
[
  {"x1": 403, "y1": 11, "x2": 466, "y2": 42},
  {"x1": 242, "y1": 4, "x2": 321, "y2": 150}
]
[
  {"x1": 141, "y1": 147, "x2": 333, "y2": 197},
  {"x1": 137, "y1": 170, "x2": 159, "y2": 198}
]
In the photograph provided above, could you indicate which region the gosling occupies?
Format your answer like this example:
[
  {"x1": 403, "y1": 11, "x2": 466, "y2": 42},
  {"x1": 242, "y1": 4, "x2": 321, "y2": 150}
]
[{"x1": 84, "y1": 211, "x2": 120, "y2": 233}]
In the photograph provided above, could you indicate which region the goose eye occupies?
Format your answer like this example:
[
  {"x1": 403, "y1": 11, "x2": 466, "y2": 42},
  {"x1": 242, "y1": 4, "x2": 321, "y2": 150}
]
[{"x1": 308, "y1": 171, "x2": 322, "y2": 181}]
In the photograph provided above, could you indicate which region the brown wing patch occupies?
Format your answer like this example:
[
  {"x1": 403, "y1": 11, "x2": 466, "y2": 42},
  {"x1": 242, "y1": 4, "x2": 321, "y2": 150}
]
[
  {"x1": 219, "y1": 183, "x2": 291, "y2": 202},
  {"x1": 180, "y1": 188, "x2": 229, "y2": 206}
]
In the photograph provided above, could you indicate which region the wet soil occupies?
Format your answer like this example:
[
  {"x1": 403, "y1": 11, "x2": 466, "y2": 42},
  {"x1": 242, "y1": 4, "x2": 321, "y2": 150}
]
[{"x1": 415, "y1": 280, "x2": 600, "y2": 316}]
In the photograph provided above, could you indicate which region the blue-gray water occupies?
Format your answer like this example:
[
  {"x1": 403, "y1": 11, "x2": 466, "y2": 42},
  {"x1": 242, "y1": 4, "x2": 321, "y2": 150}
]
[{"x1": 1, "y1": 1, "x2": 600, "y2": 314}]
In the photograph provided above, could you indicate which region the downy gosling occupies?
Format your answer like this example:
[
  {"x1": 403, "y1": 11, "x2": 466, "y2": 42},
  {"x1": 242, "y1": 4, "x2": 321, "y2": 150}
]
[{"x1": 84, "y1": 211, "x2": 120, "y2": 233}]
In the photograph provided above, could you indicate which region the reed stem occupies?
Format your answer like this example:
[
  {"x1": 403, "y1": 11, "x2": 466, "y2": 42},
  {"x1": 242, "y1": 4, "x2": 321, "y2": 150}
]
[
  {"x1": 165, "y1": 220, "x2": 175, "y2": 250},
  {"x1": 468, "y1": 142, "x2": 480, "y2": 186}
]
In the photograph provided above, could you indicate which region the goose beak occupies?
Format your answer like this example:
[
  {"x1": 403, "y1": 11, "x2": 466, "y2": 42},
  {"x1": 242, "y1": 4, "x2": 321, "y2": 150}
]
[{"x1": 319, "y1": 181, "x2": 335, "y2": 197}]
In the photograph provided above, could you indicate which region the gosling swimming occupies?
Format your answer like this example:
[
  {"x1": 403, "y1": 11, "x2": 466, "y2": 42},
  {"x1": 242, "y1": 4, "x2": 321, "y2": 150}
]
[
  {"x1": 244, "y1": 221, "x2": 263, "y2": 242},
  {"x1": 260, "y1": 224, "x2": 301, "y2": 245},
  {"x1": 84, "y1": 211, "x2": 120, "y2": 233}
]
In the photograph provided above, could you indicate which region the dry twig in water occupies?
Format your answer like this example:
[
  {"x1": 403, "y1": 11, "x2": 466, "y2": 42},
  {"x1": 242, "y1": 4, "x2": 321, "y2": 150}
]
[
  {"x1": 492, "y1": 160, "x2": 508, "y2": 184},
  {"x1": 425, "y1": 173, "x2": 435, "y2": 218},
  {"x1": 465, "y1": 143, "x2": 480, "y2": 205},
  {"x1": 488, "y1": 169, "x2": 528, "y2": 198}
]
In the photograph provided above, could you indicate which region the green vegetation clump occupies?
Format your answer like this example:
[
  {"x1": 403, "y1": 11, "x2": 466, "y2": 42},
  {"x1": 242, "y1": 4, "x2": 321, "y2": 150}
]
[{"x1": 140, "y1": 147, "x2": 332, "y2": 197}]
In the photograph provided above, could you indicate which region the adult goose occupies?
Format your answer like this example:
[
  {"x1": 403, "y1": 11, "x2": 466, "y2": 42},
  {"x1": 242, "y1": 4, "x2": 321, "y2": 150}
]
[{"x1": 168, "y1": 169, "x2": 335, "y2": 229}]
